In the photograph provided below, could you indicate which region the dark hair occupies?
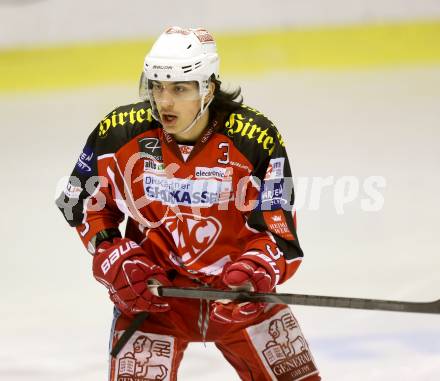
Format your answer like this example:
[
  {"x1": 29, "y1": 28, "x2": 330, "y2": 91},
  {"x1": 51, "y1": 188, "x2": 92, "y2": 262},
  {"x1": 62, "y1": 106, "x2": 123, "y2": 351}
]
[{"x1": 210, "y1": 76, "x2": 243, "y2": 112}]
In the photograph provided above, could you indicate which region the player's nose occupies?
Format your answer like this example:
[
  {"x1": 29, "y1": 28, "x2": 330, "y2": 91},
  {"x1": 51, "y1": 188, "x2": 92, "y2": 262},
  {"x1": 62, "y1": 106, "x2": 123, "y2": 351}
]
[{"x1": 157, "y1": 89, "x2": 175, "y2": 107}]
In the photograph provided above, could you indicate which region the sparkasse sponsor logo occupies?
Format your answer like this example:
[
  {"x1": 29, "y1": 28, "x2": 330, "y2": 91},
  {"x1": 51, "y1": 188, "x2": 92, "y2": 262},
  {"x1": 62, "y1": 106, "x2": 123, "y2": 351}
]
[{"x1": 143, "y1": 173, "x2": 232, "y2": 207}]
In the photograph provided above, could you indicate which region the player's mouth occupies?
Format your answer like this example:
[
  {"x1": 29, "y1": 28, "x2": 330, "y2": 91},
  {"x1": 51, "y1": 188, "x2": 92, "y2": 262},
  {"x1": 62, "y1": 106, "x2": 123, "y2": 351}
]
[{"x1": 161, "y1": 112, "x2": 178, "y2": 127}]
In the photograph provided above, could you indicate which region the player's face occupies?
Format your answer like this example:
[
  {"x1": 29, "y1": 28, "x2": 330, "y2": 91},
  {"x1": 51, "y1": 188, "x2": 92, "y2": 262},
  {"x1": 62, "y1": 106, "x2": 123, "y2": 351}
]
[{"x1": 151, "y1": 81, "x2": 202, "y2": 134}]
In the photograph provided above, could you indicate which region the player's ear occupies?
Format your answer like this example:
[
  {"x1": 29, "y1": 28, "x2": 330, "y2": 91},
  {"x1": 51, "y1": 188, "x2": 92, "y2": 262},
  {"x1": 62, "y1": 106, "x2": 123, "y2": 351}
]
[{"x1": 206, "y1": 81, "x2": 215, "y2": 101}]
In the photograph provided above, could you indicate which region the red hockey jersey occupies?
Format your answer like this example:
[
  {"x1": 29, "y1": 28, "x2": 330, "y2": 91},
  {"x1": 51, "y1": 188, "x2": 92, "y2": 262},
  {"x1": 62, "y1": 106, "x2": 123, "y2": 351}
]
[{"x1": 57, "y1": 101, "x2": 303, "y2": 285}]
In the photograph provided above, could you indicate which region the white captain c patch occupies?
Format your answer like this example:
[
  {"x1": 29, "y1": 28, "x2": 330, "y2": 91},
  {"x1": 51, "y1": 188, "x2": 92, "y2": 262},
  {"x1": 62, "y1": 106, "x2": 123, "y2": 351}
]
[
  {"x1": 110, "y1": 330, "x2": 175, "y2": 381},
  {"x1": 245, "y1": 308, "x2": 319, "y2": 381}
]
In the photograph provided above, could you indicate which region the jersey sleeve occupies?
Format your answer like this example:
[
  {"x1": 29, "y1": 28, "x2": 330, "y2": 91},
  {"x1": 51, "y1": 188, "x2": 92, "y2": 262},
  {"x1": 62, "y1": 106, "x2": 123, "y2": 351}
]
[
  {"x1": 231, "y1": 108, "x2": 303, "y2": 285},
  {"x1": 56, "y1": 121, "x2": 124, "y2": 253},
  {"x1": 56, "y1": 101, "x2": 156, "y2": 253}
]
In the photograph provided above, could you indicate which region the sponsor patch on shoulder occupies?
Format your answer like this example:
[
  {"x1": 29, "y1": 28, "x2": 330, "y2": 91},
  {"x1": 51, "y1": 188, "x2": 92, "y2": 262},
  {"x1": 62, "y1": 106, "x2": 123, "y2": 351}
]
[
  {"x1": 263, "y1": 210, "x2": 295, "y2": 241},
  {"x1": 246, "y1": 308, "x2": 319, "y2": 380},
  {"x1": 260, "y1": 179, "x2": 288, "y2": 211},
  {"x1": 64, "y1": 181, "x2": 82, "y2": 198},
  {"x1": 264, "y1": 158, "x2": 285, "y2": 180},
  {"x1": 76, "y1": 146, "x2": 94, "y2": 174}
]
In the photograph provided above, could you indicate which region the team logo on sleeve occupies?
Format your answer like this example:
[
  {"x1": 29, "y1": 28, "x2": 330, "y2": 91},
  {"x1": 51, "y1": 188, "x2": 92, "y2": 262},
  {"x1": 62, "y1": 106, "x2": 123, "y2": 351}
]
[
  {"x1": 76, "y1": 146, "x2": 94, "y2": 174},
  {"x1": 64, "y1": 181, "x2": 82, "y2": 198},
  {"x1": 260, "y1": 179, "x2": 288, "y2": 211},
  {"x1": 260, "y1": 159, "x2": 288, "y2": 210},
  {"x1": 246, "y1": 309, "x2": 319, "y2": 380},
  {"x1": 264, "y1": 158, "x2": 285, "y2": 180},
  {"x1": 263, "y1": 210, "x2": 295, "y2": 241}
]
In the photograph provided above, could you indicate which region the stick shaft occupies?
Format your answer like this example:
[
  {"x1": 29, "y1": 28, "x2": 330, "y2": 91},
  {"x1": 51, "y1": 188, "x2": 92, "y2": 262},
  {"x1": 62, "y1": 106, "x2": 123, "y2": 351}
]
[
  {"x1": 110, "y1": 312, "x2": 149, "y2": 357},
  {"x1": 158, "y1": 287, "x2": 440, "y2": 314},
  {"x1": 110, "y1": 287, "x2": 439, "y2": 358}
]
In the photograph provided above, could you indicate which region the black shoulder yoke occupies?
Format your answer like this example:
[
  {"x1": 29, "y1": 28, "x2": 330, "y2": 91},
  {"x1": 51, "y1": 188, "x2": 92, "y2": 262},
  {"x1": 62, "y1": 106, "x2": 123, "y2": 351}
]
[
  {"x1": 93, "y1": 100, "x2": 160, "y2": 156},
  {"x1": 218, "y1": 104, "x2": 286, "y2": 178}
]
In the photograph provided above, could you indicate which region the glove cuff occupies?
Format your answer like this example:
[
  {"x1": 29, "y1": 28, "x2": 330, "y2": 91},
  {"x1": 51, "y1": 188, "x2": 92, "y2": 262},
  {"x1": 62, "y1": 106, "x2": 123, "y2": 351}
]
[
  {"x1": 240, "y1": 251, "x2": 279, "y2": 289},
  {"x1": 93, "y1": 238, "x2": 150, "y2": 278}
]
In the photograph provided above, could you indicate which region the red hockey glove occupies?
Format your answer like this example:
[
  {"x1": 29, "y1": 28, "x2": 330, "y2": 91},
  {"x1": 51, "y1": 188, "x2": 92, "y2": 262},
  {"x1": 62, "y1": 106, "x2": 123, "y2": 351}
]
[
  {"x1": 211, "y1": 252, "x2": 277, "y2": 324},
  {"x1": 92, "y1": 238, "x2": 171, "y2": 316}
]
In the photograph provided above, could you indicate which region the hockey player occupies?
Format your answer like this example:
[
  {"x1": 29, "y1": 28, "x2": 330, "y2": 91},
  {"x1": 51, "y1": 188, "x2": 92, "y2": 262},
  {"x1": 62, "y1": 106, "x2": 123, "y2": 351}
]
[{"x1": 57, "y1": 26, "x2": 321, "y2": 381}]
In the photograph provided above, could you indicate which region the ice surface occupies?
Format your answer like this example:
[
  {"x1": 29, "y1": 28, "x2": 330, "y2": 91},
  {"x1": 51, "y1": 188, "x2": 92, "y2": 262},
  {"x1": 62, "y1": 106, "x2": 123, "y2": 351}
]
[{"x1": 1, "y1": 67, "x2": 439, "y2": 380}]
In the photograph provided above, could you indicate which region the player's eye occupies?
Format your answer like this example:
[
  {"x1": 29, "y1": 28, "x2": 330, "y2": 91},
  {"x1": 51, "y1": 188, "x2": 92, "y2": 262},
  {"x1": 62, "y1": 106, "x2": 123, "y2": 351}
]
[
  {"x1": 152, "y1": 82, "x2": 163, "y2": 91},
  {"x1": 174, "y1": 85, "x2": 187, "y2": 93}
]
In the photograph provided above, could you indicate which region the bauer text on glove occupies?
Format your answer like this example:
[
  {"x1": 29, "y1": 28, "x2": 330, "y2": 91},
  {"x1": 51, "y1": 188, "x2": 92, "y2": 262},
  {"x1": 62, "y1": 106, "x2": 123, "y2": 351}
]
[{"x1": 92, "y1": 237, "x2": 171, "y2": 316}]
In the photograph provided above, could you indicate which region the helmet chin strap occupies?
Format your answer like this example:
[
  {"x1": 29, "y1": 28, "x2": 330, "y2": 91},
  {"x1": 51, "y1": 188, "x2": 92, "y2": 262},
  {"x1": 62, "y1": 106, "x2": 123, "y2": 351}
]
[{"x1": 179, "y1": 95, "x2": 213, "y2": 135}]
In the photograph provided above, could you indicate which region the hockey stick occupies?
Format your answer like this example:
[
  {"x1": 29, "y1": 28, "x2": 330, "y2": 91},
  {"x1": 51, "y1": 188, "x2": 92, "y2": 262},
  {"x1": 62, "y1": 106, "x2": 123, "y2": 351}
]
[
  {"x1": 110, "y1": 311, "x2": 149, "y2": 357},
  {"x1": 158, "y1": 287, "x2": 440, "y2": 314},
  {"x1": 110, "y1": 287, "x2": 439, "y2": 357}
]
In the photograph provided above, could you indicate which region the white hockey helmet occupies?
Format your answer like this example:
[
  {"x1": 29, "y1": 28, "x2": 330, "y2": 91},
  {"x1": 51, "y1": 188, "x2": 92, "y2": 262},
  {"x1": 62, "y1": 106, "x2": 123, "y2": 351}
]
[{"x1": 139, "y1": 27, "x2": 220, "y2": 132}]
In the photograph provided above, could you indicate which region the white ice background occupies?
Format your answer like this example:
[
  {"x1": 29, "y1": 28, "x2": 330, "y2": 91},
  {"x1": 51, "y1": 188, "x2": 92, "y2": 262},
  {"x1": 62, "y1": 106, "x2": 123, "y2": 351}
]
[{"x1": 1, "y1": 68, "x2": 439, "y2": 380}]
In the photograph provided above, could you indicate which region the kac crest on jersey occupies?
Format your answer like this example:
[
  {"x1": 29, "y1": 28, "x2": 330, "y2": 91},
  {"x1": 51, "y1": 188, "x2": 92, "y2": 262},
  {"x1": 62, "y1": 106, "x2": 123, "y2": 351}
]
[{"x1": 163, "y1": 214, "x2": 222, "y2": 267}]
